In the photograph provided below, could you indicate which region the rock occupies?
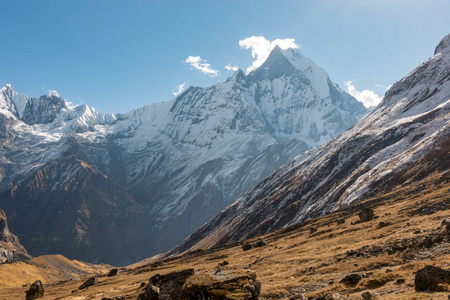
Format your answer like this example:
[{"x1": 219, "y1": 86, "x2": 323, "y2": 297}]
[
  {"x1": 242, "y1": 243, "x2": 253, "y2": 251},
  {"x1": 362, "y1": 291, "x2": 376, "y2": 299},
  {"x1": 351, "y1": 220, "x2": 360, "y2": 225},
  {"x1": 336, "y1": 218, "x2": 345, "y2": 225},
  {"x1": 339, "y1": 274, "x2": 362, "y2": 286},
  {"x1": 442, "y1": 218, "x2": 450, "y2": 233},
  {"x1": 325, "y1": 293, "x2": 344, "y2": 300},
  {"x1": 253, "y1": 238, "x2": 267, "y2": 248},
  {"x1": 385, "y1": 269, "x2": 392, "y2": 273},
  {"x1": 78, "y1": 277, "x2": 98, "y2": 290},
  {"x1": 218, "y1": 261, "x2": 229, "y2": 267},
  {"x1": 148, "y1": 274, "x2": 161, "y2": 286},
  {"x1": 136, "y1": 284, "x2": 159, "y2": 300},
  {"x1": 102, "y1": 297, "x2": 125, "y2": 300},
  {"x1": 107, "y1": 268, "x2": 119, "y2": 277},
  {"x1": 182, "y1": 271, "x2": 261, "y2": 300},
  {"x1": 25, "y1": 280, "x2": 44, "y2": 300},
  {"x1": 377, "y1": 221, "x2": 391, "y2": 229},
  {"x1": 414, "y1": 265, "x2": 450, "y2": 291},
  {"x1": 395, "y1": 278, "x2": 405, "y2": 285},
  {"x1": 139, "y1": 282, "x2": 147, "y2": 289},
  {"x1": 159, "y1": 268, "x2": 198, "y2": 300},
  {"x1": 358, "y1": 208, "x2": 374, "y2": 222}
]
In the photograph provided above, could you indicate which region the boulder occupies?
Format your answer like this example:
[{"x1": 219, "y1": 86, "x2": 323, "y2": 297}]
[
  {"x1": 25, "y1": 280, "x2": 44, "y2": 300},
  {"x1": 336, "y1": 218, "x2": 345, "y2": 225},
  {"x1": 289, "y1": 294, "x2": 307, "y2": 300},
  {"x1": 78, "y1": 276, "x2": 98, "y2": 290},
  {"x1": 414, "y1": 265, "x2": 450, "y2": 291},
  {"x1": 252, "y1": 239, "x2": 267, "y2": 248},
  {"x1": 159, "y1": 269, "x2": 198, "y2": 300},
  {"x1": 362, "y1": 291, "x2": 376, "y2": 299},
  {"x1": 136, "y1": 284, "x2": 159, "y2": 300},
  {"x1": 107, "y1": 268, "x2": 119, "y2": 277},
  {"x1": 242, "y1": 243, "x2": 253, "y2": 251},
  {"x1": 358, "y1": 208, "x2": 374, "y2": 222},
  {"x1": 182, "y1": 271, "x2": 261, "y2": 300},
  {"x1": 149, "y1": 274, "x2": 162, "y2": 286},
  {"x1": 339, "y1": 274, "x2": 361, "y2": 286}
]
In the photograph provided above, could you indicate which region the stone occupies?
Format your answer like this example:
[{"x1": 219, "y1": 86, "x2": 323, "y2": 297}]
[
  {"x1": 25, "y1": 280, "x2": 44, "y2": 300},
  {"x1": 339, "y1": 274, "x2": 362, "y2": 286},
  {"x1": 78, "y1": 277, "x2": 98, "y2": 290},
  {"x1": 325, "y1": 293, "x2": 344, "y2": 300},
  {"x1": 362, "y1": 291, "x2": 376, "y2": 299},
  {"x1": 358, "y1": 208, "x2": 374, "y2": 222},
  {"x1": 107, "y1": 268, "x2": 119, "y2": 277},
  {"x1": 252, "y1": 238, "x2": 267, "y2": 248},
  {"x1": 159, "y1": 269, "x2": 198, "y2": 300},
  {"x1": 395, "y1": 278, "x2": 405, "y2": 285},
  {"x1": 242, "y1": 243, "x2": 253, "y2": 251},
  {"x1": 414, "y1": 265, "x2": 450, "y2": 291},
  {"x1": 289, "y1": 294, "x2": 307, "y2": 300},
  {"x1": 182, "y1": 271, "x2": 261, "y2": 300},
  {"x1": 136, "y1": 284, "x2": 159, "y2": 300},
  {"x1": 336, "y1": 218, "x2": 345, "y2": 225},
  {"x1": 148, "y1": 274, "x2": 161, "y2": 287}
]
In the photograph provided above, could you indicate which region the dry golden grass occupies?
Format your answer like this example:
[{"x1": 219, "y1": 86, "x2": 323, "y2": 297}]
[{"x1": 0, "y1": 173, "x2": 448, "y2": 299}]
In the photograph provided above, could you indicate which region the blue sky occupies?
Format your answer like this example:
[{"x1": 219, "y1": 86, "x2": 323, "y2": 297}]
[{"x1": 1, "y1": 0, "x2": 449, "y2": 113}]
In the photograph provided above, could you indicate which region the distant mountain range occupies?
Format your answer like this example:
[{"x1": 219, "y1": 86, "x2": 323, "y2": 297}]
[
  {"x1": 171, "y1": 34, "x2": 450, "y2": 255},
  {"x1": 0, "y1": 46, "x2": 367, "y2": 265}
]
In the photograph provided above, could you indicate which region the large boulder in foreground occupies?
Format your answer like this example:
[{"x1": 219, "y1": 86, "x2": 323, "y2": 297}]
[
  {"x1": 182, "y1": 271, "x2": 261, "y2": 300},
  {"x1": 414, "y1": 265, "x2": 450, "y2": 291},
  {"x1": 25, "y1": 280, "x2": 44, "y2": 300}
]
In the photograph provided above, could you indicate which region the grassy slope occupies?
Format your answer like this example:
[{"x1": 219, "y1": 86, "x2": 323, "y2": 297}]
[{"x1": 0, "y1": 172, "x2": 448, "y2": 299}]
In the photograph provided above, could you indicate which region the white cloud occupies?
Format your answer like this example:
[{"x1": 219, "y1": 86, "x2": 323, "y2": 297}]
[
  {"x1": 239, "y1": 36, "x2": 299, "y2": 73},
  {"x1": 345, "y1": 81, "x2": 383, "y2": 108},
  {"x1": 173, "y1": 82, "x2": 187, "y2": 97},
  {"x1": 47, "y1": 89, "x2": 60, "y2": 97},
  {"x1": 184, "y1": 56, "x2": 219, "y2": 77},
  {"x1": 375, "y1": 83, "x2": 393, "y2": 91},
  {"x1": 225, "y1": 64, "x2": 239, "y2": 72},
  {"x1": 386, "y1": 84, "x2": 393, "y2": 90}
]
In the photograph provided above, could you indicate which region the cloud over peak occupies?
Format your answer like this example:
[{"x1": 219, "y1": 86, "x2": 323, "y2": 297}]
[
  {"x1": 184, "y1": 56, "x2": 219, "y2": 77},
  {"x1": 345, "y1": 81, "x2": 383, "y2": 108},
  {"x1": 173, "y1": 82, "x2": 187, "y2": 97},
  {"x1": 239, "y1": 36, "x2": 299, "y2": 73}
]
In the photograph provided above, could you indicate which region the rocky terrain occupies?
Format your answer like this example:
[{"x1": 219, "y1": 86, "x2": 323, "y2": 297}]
[
  {"x1": 0, "y1": 171, "x2": 448, "y2": 299},
  {"x1": 172, "y1": 33, "x2": 450, "y2": 254},
  {"x1": 0, "y1": 46, "x2": 366, "y2": 265}
]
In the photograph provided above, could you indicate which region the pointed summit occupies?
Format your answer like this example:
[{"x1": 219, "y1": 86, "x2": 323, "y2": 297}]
[{"x1": 435, "y1": 33, "x2": 450, "y2": 55}]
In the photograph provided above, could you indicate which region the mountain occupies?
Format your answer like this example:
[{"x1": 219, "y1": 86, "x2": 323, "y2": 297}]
[
  {"x1": 0, "y1": 46, "x2": 367, "y2": 265},
  {"x1": 171, "y1": 33, "x2": 450, "y2": 254},
  {"x1": 0, "y1": 209, "x2": 31, "y2": 264}
]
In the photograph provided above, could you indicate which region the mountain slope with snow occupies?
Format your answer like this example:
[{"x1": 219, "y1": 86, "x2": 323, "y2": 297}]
[
  {"x1": 0, "y1": 46, "x2": 366, "y2": 265},
  {"x1": 171, "y1": 33, "x2": 450, "y2": 254}
]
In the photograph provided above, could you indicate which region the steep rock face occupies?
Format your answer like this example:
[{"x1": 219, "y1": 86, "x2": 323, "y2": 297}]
[
  {"x1": 0, "y1": 47, "x2": 366, "y2": 264},
  {"x1": 0, "y1": 209, "x2": 31, "y2": 263},
  {"x1": 171, "y1": 33, "x2": 450, "y2": 254}
]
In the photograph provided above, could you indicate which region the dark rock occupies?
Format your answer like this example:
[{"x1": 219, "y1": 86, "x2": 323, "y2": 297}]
[
  {"x1": 358, "y1": 208, "x2": 374, "y2": 222},
  {"x1": 159, "y1": 268, "x2": 198, "y2": 299},
  {"x1": 148, "y1": 274, "x2": 161, "y2": 287},
  {"x1": 414, "y1": 265, "x2": 450, "y2": 291},
  {"x1": 339, "y1": 274, "x2": 362, "y2": 286},
  {"x1": 242, "y1": 243, "x2": 253, "y2": 251},
  {"x1": 78, "y1": 277, "x2": 98, "y2": 290},
  {"x1": 102, "y1": 297, "x2": 125, "y2": 300},
  {"x1": 252, "y1": 238, "x2": 267, "y2": 248},
  {"x1": 362, "y1": 291, "x2": 376, "y2": 299},
  {"x1": 351, "y1": 220, "x2": 360, "y2": 225},
  {"x1": 385, "y1": 269, "x2": 392, "y2": 273},
  {"x1": 362, "y1": 272, "x2": 373, "y2": 278},
  {"x1": 336, "y1": 218, "x2": 345, "y2": 225},
  {"x1": 309, "y1": 227, "x2": 317, "y2": 234},
  {"x1": 139, "y1": 282, "x2": 147, "y2": 289},
  {"x1": 136, "y1": 284, "x2": 159, "y2": 300},
  {"x1": 25, "y1": 280, "x2": 44, "y2": 300},
  {"x1": 218, "y1": 260, "x2": 229, "y2": 267},
  {"x1": 377, "y1": 221, "x2": 391, "y2": 229},
  {"x1": 395, "y1": 278, "x2": 405, "y2": 285},
  {"x1": 107, "y1": 268, "x2": 119, "y2": 277}
]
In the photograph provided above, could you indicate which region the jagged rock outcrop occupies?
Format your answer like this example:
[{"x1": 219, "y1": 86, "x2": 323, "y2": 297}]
[{"x1": 0, "y1": 209, "x2": 31, "y2": 263}]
